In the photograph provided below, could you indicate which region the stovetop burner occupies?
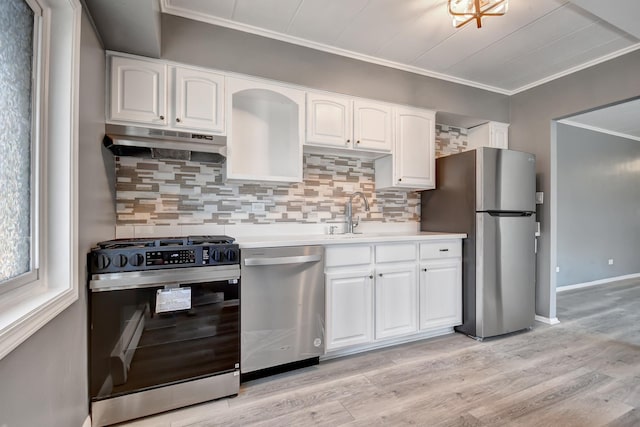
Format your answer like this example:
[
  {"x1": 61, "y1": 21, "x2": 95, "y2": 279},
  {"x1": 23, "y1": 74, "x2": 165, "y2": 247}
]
[
  {"x1": 90, "y1": 235, "x2": 239, "y2": 275},
  {"x1": 96, "y1": 235, "x2": 235, "y2": 250}
]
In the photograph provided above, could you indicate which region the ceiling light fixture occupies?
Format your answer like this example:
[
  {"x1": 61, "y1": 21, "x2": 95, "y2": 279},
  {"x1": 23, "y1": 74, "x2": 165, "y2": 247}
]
[{"x1": 448, "y1": 0, "x2": 509, "y2": 29}]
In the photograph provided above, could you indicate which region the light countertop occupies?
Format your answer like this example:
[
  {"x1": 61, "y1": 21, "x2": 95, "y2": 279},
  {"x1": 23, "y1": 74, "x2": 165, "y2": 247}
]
[{"x1": 236, "y1": 231, "x2": 467, "y2": 248}]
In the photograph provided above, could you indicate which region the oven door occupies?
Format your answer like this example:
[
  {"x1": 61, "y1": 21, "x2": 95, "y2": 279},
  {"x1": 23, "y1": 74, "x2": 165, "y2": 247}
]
[{"x1": 88, "y1": 266, "x2": 240, "y2": 402}]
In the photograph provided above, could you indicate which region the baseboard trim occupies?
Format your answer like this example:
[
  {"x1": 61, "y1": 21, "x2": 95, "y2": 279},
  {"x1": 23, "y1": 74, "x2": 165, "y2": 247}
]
[
  {"x1": 556, "y1": 273, "x2": 640, "y2": 293},
  {"x1": 82, "y1": 415, "x2": 91, "y2": 427},
  {"x1": 535, "y1": 315, "x2": 560, "y2": 325}
]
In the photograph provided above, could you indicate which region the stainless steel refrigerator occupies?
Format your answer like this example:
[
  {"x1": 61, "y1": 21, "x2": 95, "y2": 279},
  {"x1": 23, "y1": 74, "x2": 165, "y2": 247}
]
[{"x1": 421, "y1": 147, "x2": 536, "y2": 339}]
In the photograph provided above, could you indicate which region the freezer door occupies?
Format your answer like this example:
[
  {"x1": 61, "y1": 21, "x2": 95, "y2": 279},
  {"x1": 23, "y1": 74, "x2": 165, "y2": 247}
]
[
  {"x1": 476, "y1": 212, "x2": 536, "y2": 338},
  {"x1": 476, "y1": 148, "x2": 536, "y2": 212}
]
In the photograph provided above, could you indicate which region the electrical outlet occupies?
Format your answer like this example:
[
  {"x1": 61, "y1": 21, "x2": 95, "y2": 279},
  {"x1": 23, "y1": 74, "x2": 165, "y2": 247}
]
[
  {"x1": 608, "y1": 259, "x2": 614, "y2": 265},
  {"x1": 251, "y1": 202, "x2": 265, "y2": 213},
  {"x1": 535, "y1": 192, "x2": 544, "y2": 204},
  {"x1": 556, "y1": 266, "x2": 560, "y2": 273}
]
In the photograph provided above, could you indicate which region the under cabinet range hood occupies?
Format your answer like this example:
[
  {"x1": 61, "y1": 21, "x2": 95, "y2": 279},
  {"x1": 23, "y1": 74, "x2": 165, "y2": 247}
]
[{"x1": 103, "y1": 124, "x2": 227, "y2": 163}]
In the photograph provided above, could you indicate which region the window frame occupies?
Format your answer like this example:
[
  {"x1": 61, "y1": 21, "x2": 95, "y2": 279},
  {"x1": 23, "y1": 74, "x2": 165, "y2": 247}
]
[
  {"x1": 0, "y1": 0, "x2": 81, "y2": 360},
  {"x1": 0, "y1": 0, "x2": 43, "y2": 295}
]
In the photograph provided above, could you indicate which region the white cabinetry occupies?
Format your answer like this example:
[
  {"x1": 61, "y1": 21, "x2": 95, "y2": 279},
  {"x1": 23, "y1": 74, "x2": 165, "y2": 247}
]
[
  {"x1": 467, "y1": 121, "x2": 509, "y2": 150},
  {"x1": 109, "y1": 56, "x2": 167, "y2": 126},
  {"x1": 326, "y1": 269, "x2": 374, "y2": 350},
  {"x1": 108, "y1": 54, "x2": 225, "y2": 134},
  {"x1": 226, "y1": 77, "x2": 304, "y2": 183},
  {"x1": 325, "y1": 238, "x2": 461, "y2": 356},
  {"x1": 306, "y1": 93, "x2": 392, "y2": 155},
  {"x1": 172, "y1": 67, "x2": 224, "y2": 133},
  {"x1": 419, "y1": 241, "x2": 462, "y2": 330},
  {"x1": 375, "y1": 106, "x2": 436, "y2": 190},
  {"x1": 325, "y1": 245, "x2": 373, "y2": 351},
  {"x1": 374, "y1": 243, "x2": 418, "y2": 340}
]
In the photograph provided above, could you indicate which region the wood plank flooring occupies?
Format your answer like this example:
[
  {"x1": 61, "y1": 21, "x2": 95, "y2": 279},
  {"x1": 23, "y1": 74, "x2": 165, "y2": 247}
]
[{"x1": 120, "y1": 279, "x2": 640, "y2": 427}]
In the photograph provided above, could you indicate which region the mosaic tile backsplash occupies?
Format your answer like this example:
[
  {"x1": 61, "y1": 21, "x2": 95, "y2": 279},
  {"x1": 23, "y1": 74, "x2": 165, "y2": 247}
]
[{"x1": 115, "y1": 124, "x2": 468, "y2": 226}]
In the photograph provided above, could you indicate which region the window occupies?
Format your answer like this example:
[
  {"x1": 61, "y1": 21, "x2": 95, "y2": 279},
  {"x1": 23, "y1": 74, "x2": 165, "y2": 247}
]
[
  {"x1": 0, "y1": 0, "x2": 39, "y2": 290},
  {"x1": 0, "y1": 0, "x2": 81, "y2": 360}
]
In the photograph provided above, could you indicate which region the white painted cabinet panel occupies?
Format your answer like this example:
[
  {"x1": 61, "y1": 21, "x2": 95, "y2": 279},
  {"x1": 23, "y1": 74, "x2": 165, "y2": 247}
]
[
  {"x1": 306, "y1": 93, "x2": 392, "y2": 155},
  {"x1": 353, "y1": 100, "x2": 393, "y2": 152},
  {"x1": 306, "y1": 93, "x2": 352, "y2": 148},
  {"x1": 467, "y1": 121, "x2": 509, "y2": 150},
  {"x1": 419, "y1": 259, "x2": 462, "y2": 330},
  {"x1": 173, "y1": 67, "x2": 224, "y2": 133},
  {"x1": 109, "y1": 56, "x2": 166, "y2": 125},
  {"x1": 375, "y1": 106, "x2": 435, "y2": 190},
  {"x1": 326, "y1": 269, "x2": 374, "y2": 350},
  {"x1": 375, "y1": 264, "x2": 418, "y2": 340}
]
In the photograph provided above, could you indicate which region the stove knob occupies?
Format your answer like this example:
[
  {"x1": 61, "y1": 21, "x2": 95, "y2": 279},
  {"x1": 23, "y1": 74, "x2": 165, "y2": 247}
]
[
  {"x1": 130, "y1": 253, "x2": 144, "y2": 267},
  {"x1": 96, "y1": 254, "x2": 110, "y2": 270},
  {"x1": 224, "y1": 249, "x2": 237, "y2": 262},
  {"x1": 113, "y1": 254, "x2": 127, "y2": 268},
  {"x1": 210, "y1": 249, "x2": 221, "y2": 263}
]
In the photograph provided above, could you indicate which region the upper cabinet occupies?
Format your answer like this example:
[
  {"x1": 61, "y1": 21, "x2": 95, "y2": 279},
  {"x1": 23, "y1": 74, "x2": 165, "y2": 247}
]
[
  {"x1": 225, "y1": 77, "x2": 304, "y2": 183},
  {"x1": 172, "y1": 67, "x2": 224, "y2": 133},
  {"x1": 306, "y1": 93, "x2": 392, "y2": 155},
  {"x1": 467, "y1": 121, "x2": 509, "y2": 150},
  {"x1": 109, "y1": 56, "x2": 167, "y2": 126},
  {"x1": 375, "y1": 106, "x2": 436, "y2": 191},
  {"x1": 108, "y1": 54, "x2": 225, "y2": 135}
]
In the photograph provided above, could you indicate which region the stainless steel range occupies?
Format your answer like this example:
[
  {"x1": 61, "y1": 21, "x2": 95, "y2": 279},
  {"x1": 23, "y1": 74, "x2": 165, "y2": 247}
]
[{"x1": 88, "y1": 236, "x2": 240, "y2": 427}]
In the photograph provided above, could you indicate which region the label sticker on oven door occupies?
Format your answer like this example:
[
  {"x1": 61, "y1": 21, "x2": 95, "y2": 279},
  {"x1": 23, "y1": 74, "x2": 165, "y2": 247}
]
[{"x1": 156, "y1": 287, "x2": 191, "y2": 313}]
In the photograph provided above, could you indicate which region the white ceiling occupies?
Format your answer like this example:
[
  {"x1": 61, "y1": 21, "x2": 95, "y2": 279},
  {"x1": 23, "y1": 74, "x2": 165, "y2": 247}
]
[
  {"x1": 161, "y1": 0, "x2": 640, "y2": 95},
  {"x1": 560, "y1": 98, "x2": 640, "y2": 141}
]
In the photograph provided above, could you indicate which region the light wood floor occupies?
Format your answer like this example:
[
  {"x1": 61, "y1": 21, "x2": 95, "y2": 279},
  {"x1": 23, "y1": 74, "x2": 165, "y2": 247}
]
[{"x1": 121, "y1": 279, "x2": 640, "y2": 427}]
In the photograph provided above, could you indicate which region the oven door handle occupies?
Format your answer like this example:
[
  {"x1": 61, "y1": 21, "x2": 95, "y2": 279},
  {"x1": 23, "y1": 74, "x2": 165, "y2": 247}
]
[{"x1": 244, "y1": 254, "x2": 322, "y2": 267}]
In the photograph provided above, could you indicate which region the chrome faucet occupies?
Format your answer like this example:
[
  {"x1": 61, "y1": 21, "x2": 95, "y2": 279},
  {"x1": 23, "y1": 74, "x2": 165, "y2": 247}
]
[{"x1": 345, "y1": 192, "x2": 370, "y2": 234}]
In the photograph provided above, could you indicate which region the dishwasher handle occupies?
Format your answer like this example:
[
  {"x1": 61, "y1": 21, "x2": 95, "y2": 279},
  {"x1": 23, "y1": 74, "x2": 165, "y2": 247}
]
[{"x1": 244, "y1": 254, "x2": 322, "y2": 267}]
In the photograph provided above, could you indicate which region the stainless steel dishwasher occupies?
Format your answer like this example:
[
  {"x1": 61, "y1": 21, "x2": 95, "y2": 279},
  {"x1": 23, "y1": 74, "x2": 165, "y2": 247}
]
[{"x1": 240, "y1": 246, "x2": 324, "y2": 377}]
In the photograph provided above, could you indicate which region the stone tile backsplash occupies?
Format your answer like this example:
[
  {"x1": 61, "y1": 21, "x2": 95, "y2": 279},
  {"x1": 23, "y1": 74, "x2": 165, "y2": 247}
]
[{"x1": 115, "y1": 124, "x2": 468, "y2": 226}]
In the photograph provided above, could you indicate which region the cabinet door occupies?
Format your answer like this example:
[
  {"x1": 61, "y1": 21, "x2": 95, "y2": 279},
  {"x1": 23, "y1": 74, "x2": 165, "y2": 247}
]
[
  {"x1": 375, "y1": 264, "x2": 418, "y2": 340},
  {"x1": 326, "y1": 270, "x2": 373, "y2": 350},
  {"x1": 110, "y1": 56, "x2": 166, "y2": 125},
  {"x1": 306, "y1": 93, "x2": 352, "y2": 148},
  {"x1": 353, "y1": 100, "x2": 392, "y2": 152},
  {"x1": 394, "y1": 107, "x2": 435, "y2": 189},
  {"x1": 490, "y1": 122, "x2": 509, "y2": 149},
  {"x1": 173, "y1": 67, "x2": 224, "y2": 133},
  {"x1": 419, "y1": 259, "x2": 462, "y2": 330}
]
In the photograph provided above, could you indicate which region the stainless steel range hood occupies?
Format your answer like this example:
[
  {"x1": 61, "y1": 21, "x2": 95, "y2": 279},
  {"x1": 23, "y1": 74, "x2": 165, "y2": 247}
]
[{"x1": 103, "y1": 124, "x2": 227, "y2": 163}]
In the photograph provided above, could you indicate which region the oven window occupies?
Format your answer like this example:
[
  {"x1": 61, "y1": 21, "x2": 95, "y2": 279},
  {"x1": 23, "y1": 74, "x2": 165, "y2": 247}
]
[{"x1": 89, "y1": 281, "x2": 239, "y2": 400}]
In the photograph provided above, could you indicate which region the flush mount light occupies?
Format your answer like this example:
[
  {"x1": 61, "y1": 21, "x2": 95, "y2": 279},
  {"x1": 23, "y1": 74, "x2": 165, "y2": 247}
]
[{"x1": 448, "y1": 0, "x2": 509, "y2": 28}]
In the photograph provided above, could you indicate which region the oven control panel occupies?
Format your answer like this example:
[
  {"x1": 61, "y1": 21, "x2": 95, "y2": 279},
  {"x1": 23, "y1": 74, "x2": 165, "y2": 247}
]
[
  {"x1": 146, "y1": 249, "x2": 196, "y2": 266},
  {"x1": 90, "y1": 244, "x2": 240, "y2": 274}
]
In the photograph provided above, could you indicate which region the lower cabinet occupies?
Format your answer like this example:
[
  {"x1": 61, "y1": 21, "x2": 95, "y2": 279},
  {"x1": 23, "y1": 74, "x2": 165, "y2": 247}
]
[
  {"x1": 419, "y1": 259, "x2": 462, "y2": 330},
  {"x1": 325, "y1": 269, "x2": 373, "y2": 351},
  {"x1": 375, "y1": 263, "x2": 418, "y2": 339},
  {"x1": 324, "y1": 239, "x2": 462, "y2": 356}
]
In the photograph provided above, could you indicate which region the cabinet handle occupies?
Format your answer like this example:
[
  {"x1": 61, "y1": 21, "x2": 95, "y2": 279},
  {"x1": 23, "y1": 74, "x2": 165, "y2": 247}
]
[
  {"x1": 356, "y1": 140, "x2": 360, "y2": 144},
  {"x1": 159, "y1": 115, "x2": 165, "y2": 120},
  {"x1": 423, "y1": 268, "x2": 428, "y2": 272},
  {"x1": 379, "y1": 273, "x2": 383, "y2": 277},
  {"x1": 346, "y1": 139, "x2": 351, "y2": 145},
  {"x1": 439, "y1": 249, "x2": 449, "y2": 252},
  {"x1": 369, "y1": 275, "x2": 373, "y2": 279},
  {"x1": 176, "y1": 117, "x2": 181, "y2": 123},
  {"x1": 398, "y1": 178, "x2": 402, "y2": 182}
]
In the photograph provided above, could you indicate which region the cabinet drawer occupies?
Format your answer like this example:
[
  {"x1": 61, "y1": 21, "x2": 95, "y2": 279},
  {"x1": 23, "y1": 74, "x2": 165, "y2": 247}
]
[
  {"x1": 325, "y1": 245, "x2": 372, "y2": 267},
  {"x1": 420, "y1": 240, "x2": 461, "y2": 259},
  {"x1": 376, "y1": 243, "x2": 417, "y2": 263}
]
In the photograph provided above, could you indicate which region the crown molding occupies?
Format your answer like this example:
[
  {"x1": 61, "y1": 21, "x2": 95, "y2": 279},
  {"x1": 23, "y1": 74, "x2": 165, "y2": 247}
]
[{"x1": 558, "y1": 119, "x2": 640, "y2": 142}]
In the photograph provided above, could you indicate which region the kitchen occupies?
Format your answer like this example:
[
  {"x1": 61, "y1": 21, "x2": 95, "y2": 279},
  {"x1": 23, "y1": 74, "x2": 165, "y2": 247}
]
[{"x1": 1, "y1": 0, "x2": 640, "y2": 426}]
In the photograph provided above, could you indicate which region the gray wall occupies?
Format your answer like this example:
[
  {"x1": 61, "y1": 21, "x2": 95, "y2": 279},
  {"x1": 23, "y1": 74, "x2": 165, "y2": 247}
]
[
  {"x1": 161, "y1": 15, "x2": 510, "y2": 124},
  {"x1": 509, "y1": 50, "x2": 640, "y2": 318},
  {"x1": 556, "y1": 123, "x2": 640, "y2": 287},
  {"x1": 0, "y1": 11, "x2": 112, "y2": 426}
]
